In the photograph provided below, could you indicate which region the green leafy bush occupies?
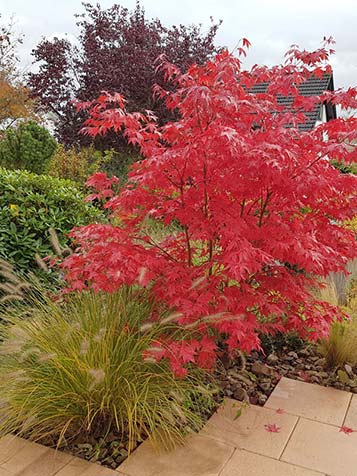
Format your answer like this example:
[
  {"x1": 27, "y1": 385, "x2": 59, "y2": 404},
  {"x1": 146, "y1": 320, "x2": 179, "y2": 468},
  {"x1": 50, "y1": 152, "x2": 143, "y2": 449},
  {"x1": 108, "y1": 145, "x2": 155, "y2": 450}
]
[
  {"x1": 0, "y1": 168, "x2": 103, "y2": 271},
  {"x1": 48, "y1": 145, "x2": 137, "y2": 186},
  {"x1": 331, "y1": 159, "x2": 357, "y2": 175},
  {"x1": 48, "y1": 145, "x2": 110, "y2": 185},
  {"x1": 0, "y1": 286, "x2": 215, "y2": 451},
  {"x1": 0, "y1": 121, "x2": 57, "y2": 174}
]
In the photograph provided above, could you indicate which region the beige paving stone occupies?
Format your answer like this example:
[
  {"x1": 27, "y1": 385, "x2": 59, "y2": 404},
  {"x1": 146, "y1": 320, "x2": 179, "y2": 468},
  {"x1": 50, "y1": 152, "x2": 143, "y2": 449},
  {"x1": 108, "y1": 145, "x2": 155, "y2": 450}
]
[
  {"x1": 281, "y1": 417, "x2": 357, "y2": 476},
  {"x1": 55, "y1": 455, "x2": 128, "y2": 476},
  {"x1": 55, "y1": 458, "x2": 93, "y2": 476},
  {"x1": 0, "y1": 469, "x2": 15, "y2": 476},
  {"x1": 201, "y1": 399, "x2": 298, "y2": 458},
  {"x1": 220, "y1": 449, "x2": 325, "y2": 476},
  {"x1": 0, "y1": 439, "x2": 48, "y2": 474},
  {"x1": 80, "y1": 464, "x2": 120, "y2": 476},
  {"x1": 265, "y1": 377, "x2": 351, "y2": 426},
  {"x1": 344, "y1": 394, "x2": 357, "y2": 429},
  {"x1": 118, "y1": 433, "x2": 234, "y2": 476},
  {"x1": 15, "y1": 448, "x2": 74, "y2": 476},
  {"x1": 0, "y1": 435, "x2": 27, "y2": 464}
]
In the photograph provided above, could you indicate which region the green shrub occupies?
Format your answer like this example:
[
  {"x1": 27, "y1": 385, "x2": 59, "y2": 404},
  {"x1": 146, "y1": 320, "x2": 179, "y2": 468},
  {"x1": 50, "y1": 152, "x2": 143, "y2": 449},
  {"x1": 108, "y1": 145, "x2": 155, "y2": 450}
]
[
  {"x1": 48, "y1": 145, "x2": 138, "y2": 186},
  {"x1": 0, "y1": 121, "x2": 57, "y2": 174},
  {"x1": 331, "y1": 159, "x2": 357, "y2": 175},
  {"x1": 0, "y1": 168, "x2": 104, "y2": 271},
  {"x1": 0, "y1": 287, "x2": 215, "y2": 451},
  {"x1": 48, "y1": 145, "x2": 109, "y2": 185}
]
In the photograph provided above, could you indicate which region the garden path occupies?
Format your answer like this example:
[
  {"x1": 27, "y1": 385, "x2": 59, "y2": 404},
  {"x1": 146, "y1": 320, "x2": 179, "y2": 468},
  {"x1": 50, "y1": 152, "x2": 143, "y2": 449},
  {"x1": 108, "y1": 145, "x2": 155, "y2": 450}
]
[{"x1": 0, "y1": 377, "x2": 356, "y2": 476}]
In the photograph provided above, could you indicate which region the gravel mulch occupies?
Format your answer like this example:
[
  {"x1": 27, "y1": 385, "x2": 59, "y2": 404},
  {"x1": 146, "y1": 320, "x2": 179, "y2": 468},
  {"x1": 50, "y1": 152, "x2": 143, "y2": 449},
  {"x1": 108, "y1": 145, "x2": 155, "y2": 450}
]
[{"x1": 215, "y1": 337, "x2": 357, "y2": 406}]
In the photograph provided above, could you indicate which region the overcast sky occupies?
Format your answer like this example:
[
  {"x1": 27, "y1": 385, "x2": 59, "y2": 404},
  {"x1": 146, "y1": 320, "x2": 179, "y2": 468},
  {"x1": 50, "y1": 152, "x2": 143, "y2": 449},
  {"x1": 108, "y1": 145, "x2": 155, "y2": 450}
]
[{"x1": 1, "y1": 0, "x2": 356, "y2": 89}]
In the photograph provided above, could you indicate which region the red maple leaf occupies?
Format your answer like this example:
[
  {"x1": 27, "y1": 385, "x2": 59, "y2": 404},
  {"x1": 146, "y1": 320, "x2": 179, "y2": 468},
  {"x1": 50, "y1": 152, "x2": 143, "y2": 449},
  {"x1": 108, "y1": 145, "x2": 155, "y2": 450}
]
[
  {"x1": 276, "y1": 408, "x2": 285, "y2": 414},
  {"x1": 274, "y1": 373, "x2": 282, "y2": 382},
  {"x1": 298, "y1": 371, "x2": 311, "y2": 383},
  {"x1": 339, "y1": 426, "x2": 354, "y2": 435},
  {"x1": 242, "y1": 38, "x2": 251, "y2": 49},
  {"x1": 264, "y1": 423, "x2": 281, "y2": 433}
]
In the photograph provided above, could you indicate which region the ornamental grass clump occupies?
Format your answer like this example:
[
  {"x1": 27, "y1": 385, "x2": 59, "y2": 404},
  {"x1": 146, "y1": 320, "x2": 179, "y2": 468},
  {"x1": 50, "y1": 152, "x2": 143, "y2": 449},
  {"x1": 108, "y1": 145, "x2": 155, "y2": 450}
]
[
  {"x1": 0, "y1": 286, "x2": 215, "y2": 452},
  {"x1": 319, "y1": 278, "x2": 357, "y2": 368},
  {"x1": 320, "y1": 319, "x2": 357, "y2": 369}
]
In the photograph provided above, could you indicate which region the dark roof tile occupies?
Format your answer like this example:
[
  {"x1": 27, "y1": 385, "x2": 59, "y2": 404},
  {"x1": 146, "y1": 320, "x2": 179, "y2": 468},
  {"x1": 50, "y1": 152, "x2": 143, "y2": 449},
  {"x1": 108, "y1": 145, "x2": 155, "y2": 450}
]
[{"x1": 249, "y1": 73, "x2": 336, "y2": 131}]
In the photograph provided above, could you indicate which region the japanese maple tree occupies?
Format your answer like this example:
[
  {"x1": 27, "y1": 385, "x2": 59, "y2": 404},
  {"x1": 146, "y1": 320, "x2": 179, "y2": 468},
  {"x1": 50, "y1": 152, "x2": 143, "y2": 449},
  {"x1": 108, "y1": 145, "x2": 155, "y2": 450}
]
[{"x1": 62, "y1": 39, "x2": 357, "y2": 375}]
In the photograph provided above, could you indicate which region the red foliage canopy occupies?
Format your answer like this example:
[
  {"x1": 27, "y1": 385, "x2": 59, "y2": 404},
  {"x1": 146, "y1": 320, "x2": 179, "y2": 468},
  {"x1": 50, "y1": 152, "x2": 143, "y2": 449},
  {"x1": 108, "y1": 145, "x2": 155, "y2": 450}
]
[{"x1": 62, "y1": 40, "x2": 357, "y2": 375}]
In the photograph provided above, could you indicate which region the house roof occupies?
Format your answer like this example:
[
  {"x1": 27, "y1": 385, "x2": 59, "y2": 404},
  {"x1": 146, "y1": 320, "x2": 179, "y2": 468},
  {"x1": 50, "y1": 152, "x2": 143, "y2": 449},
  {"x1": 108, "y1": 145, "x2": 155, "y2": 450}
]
[{"x1": 250, "y1": 73, "x2": 337, "y2": 131}]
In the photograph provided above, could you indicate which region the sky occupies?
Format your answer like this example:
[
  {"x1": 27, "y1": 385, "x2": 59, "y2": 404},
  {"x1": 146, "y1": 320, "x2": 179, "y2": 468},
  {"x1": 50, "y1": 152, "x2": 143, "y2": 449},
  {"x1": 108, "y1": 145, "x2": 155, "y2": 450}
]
[{"x1": 1, "y1": 0, "x2": 356, "y2": 90}]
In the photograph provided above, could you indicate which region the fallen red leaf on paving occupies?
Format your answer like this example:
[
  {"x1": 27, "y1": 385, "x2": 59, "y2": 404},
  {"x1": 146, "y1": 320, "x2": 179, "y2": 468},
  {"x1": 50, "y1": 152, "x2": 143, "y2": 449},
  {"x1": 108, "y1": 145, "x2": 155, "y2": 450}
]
[
  {"x1": 264, "y1": 423, "x2": 281, "y2": 433},
  {"x1": 339, "y1": 426, "x2": 354, "y2": 435},
  {"x1": 298, "y1": 371, "x2": 311, "y2": 383},
  {"x1": 276, "y1": 408, "x2": 285, "y2": 414}
]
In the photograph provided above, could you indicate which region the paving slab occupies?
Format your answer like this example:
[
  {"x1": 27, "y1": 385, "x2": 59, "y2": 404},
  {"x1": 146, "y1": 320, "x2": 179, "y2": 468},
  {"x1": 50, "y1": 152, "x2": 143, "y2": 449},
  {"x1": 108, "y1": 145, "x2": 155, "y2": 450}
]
[
  {"x1": 0, "y1": 436, "x2": 117, "y2": 476},
  {"x1": 281, "y1": 417, "x2": 357, "y2": 476},
  {"x1": 220, "y1": 449, "x2": 325, "y2": 476},
  {"x1": 119, "y1": 433, "x2": 234, "y2": 476},
  {"x1": 0, "y1": 470, "x2": 14, "y2": 476},
  {"x1": 80, "y1": 464, "x2": 120, "y2": 475},
  {"x1": 15, "y1": 448, "x2": 73, "y2": 476},
  {"x1": 0, "y1": 438, "x2": 48, "y2": 474},
  {"x1": 265, "y1": 377, "x2": 351, "y2": 426},
  {"x1": 55, "y1": 458, "x2": 94, "y2": 476},
  {"x1": 343, "y1": 394, "x2": 357, "y2": 429},
  {"x1": 201, "y1": 398, "x2": 298, "y2": 458},
  {"x1": 0, "y1": 435, "x2": 28, "y2": 464},
  {"x1": 55, "y1": 457, "x2": 123, "y2": 476}
]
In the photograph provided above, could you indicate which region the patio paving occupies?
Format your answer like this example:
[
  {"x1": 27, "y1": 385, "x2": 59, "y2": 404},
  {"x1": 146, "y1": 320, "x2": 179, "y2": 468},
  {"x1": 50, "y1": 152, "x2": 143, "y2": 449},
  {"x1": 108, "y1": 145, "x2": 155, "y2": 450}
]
[
  {"x1": 0, "y1": 377, "x2": 356, "y2": 475},
  {"x1": 264, "y1": 376, "x2": 351, "y2": 426},
  {"x1": 201, "y1": 399, "x2": 299, "y2": 458}
]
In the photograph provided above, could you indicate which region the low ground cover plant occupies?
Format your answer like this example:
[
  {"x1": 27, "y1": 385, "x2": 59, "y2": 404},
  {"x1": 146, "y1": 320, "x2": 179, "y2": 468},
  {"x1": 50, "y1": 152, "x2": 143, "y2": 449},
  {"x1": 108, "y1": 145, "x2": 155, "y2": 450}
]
[
  {"x1": 0, "y1": 286, "x2": 215, "y2": 452},
  {"x1": 0, "y1": 168, "x2": 104, "y2": 272}
]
